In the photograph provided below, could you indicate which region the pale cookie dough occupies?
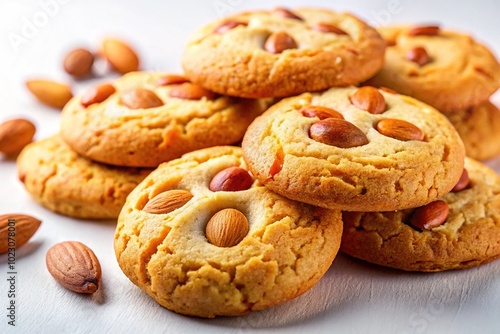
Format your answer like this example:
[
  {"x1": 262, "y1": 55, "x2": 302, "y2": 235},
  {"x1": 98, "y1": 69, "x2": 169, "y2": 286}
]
[
  {"x1": 341, "y1": 157, "x2": 500, "y2": 272},
  {"x1": 366, "y1": 25, "x2": 500, "y2": 113},
  {"x1": 182, "y1": 7, "x2": 385, "y2": 98},
  {"x1": 114, "y1": 146, "x2": 342, "y2": 318},
  {"x1": 242, "y1": 86, "x2": 465, "y2": 212},
  {"x1": 17, "y1": 135, "x2": 151, "y2": 219},
  {"x1": 444, "y1": 100, "x2": 500, "y2": 161},
  {"x1": 60, "y1": 71, "x2": 268, "y2": 167}
]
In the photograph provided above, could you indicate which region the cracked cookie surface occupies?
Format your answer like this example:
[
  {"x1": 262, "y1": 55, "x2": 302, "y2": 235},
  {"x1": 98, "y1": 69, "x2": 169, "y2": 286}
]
[
  {"x1": 182, "y1": 7, "x2": 385, "y2": 98},
  {"x1": 114, "y1": 146, "x2": 342, "y2": 317},
  {"x1": 60, "y1": 71, "x2": 268, "y2": 167},
  {"x1": 16, "y1": 135, "x2": 151, "y2": 219},
  {"x1": 341, "y1": 157, "x2": 500, "y2": 272},
  {"x1": 366, "y1": 25, "x2": 500, "y2": 113},
  {"x1": 242, "y1": 86, "x2": 465, "y2": 212}
]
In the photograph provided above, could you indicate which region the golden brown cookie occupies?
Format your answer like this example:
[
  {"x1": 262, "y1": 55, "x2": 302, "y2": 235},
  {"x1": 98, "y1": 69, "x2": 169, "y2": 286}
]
[
  {"x1": 60, "y1": 72, "x2": 268, "y2": 167},
  {"x1": 242, "y1": 86, "x2": 465, "y2": 212},
  {"x1": 182, "y1": 7, "x2": 385, "y2": 98},
  {"x1": 341, "y1": 157, "x2": 500, "y2": 272},
  {"x1": 114, "y1": 146, "x2": 342, "y2": 318},
  {"x1": 17, "y1": 135, "x2": 151, "y2": 219},
  {"x1": 444, "y1": 100, "x2": 500, "y2": 161},
  {"x1": 366, "y1": 25, "x2": 500, "y2": 113}
]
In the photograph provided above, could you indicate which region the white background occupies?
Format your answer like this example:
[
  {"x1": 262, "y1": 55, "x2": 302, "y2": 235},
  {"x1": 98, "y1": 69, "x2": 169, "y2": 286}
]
[{"x1": 1, "y1": 0, "x2": 500, "y2": 333}]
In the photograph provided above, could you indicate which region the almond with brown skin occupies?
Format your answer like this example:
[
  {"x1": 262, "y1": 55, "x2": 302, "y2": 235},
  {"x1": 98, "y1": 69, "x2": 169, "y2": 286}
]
[
  {"x1": 309, "y1": 118, "x2": 368, "y2": 148},
  {"x1": 120, "y1": 88, "x2": 163, "y2": 109},
  {"x1": 0, "y1": 214, "x2": 41, "y2": 254},
  {"x1": 63, "y1": 48, "x2": 94, "y2": 77},
  {"x1": 301, "y1": 106, "x2": 344, "y2": 120},
  {"x1": 157, "y1": 74, "x2": 189, "y2": 86},
  {"x1": 46, "y1": 241, "x2": 101, "y2": 294},
  {"x1": 26, "y1": 79, "x2": 73, "y2": 109},
  {"x1": 206, "y1": 208, "x2": 249, "y2": 247},
  {"x1": 0, "y1": 119, "x2": 36, "y2": 155},
  {"x1": 406, "y1": 46, "x2": 431, "y2": 66},
  {"x1": 273, "y1": 7, "x2": 303, "y2": 20},
  {"x1": 311, "y1": 23, "x2": 348, "y2": 35},
  {"x1": 101, "y1": 38, "x2": 140, "y2": 74},
  {"x1": 264, "y1": 31, "x2": 298, "y2": 54},
  {"x1": 452, "y1": 169, "x2": 470, "y2": 192},
  {"x1": 143, "y1": 189, "x2": 193, "y2": 214},
  {"x1": 209, "y1": 167, "x2": 253, "y2": 192},
  {"x1": 408, "y1": 25, "x2": 440, "y2": 36},
  {"x1": 213, "y1": 21, "x2": 248, "y2": 34},
  {"x1": 81, "y1": 83, "x2": 116, "y2": 107},
  {"x1": 409, "y1": 200, "x2": 449, "y2": 230},
  {"x1": 376, "y1": 119, "x2": 425, "y2": 141},
  {"x1": 168, "y1": 83, "x2": 218, "y2": 100},
  {"x1": 350, "y1": 87, "x2": 386, "y2": 114}
]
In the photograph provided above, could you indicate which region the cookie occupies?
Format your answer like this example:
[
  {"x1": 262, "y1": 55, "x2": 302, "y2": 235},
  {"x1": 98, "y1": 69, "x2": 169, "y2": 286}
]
[
  {"x1": 17, "y1": 135, "x2": 151, "y2": 219},
  {"x1": 114, "y1": 146, "x2": 342, "y2": 318},
  {"x1": 366, "y1": 25, "x2": 500, "y2": 113},
  {"x1": 182, "y1": 7, "x2": 385, "y2": 98},
  {"x1": 242, "y1": 86, "x2": 465, "y2": 212},
  {"x1": 341, "y1": 157, "x2": 500, "y2": 272},
  {"x1": 444, "y1": 100, "x2": 500, "y2": 161},
  {"x1": 60, "y1": 72, "x2": 268, "y2": 167}
]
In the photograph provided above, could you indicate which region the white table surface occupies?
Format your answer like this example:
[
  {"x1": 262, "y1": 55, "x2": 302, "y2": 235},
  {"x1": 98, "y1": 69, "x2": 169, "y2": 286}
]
[{"x1": 1, "y1": 1, "x2": 500, "y2": 333}]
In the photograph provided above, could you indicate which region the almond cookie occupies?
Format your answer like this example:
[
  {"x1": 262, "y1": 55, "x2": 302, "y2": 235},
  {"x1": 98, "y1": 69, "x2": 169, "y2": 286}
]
[
  {"x1": 60, "y1": 72, "x2": 268, "y2": 167},
  {"x1": 341, "y1": 157, "x2": 500, "y2": 272},
  {"x1": 242, "y1": 86, "x2": 465, "y2": 212},
  {"x1": 17, "y1": 135, "x2": 151, "y2": 219},
  {"x1": 182, "y1": 7, "x2": 385, "y2": 98},
  {"x1": 444, "y1": 100, "x2": 500, "y2": 161},
  {"x1": 114, "y1": 146, "x2": 342, "y2": 318},
  {"x1": 366, "y1": 25, "x2": 500, "y2": 113}
]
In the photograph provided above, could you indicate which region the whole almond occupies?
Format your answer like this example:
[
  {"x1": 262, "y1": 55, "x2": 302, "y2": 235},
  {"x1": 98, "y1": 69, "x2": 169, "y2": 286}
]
[
  {"x1": 409, "y1": 200, "x2": 449, "y2": 230},
  {"x1": 80, "y1": 83, "x2": 116, "y2": 107},
  {"x1": 408, "y1": 25, "x2": 440, "y2": 36},
  {"x1": 168, "y1": 83, "x2": 218, "y2": 100},
  {"x1": 157, "y1": 74, "x2": 189, "y2": 86},
  {"x1": 101, "y1": 38, "x2": 140, "y2": 74},
  {"x1": 120, "y1": 88, "x2": 163, "y2": 109},
  {"x1": 376, "y1": 119, "x2": 425, "y2": 141},
  {"x1": 309, "y1": 118, "x2": 369, "y2": 148},
  {"x1": 143, "y1": 189, "x2": 193, "y2": 214},
  {"x1": 0, "y1": 119, "x2": 36, "y2": 155},
  {"x1": 264, "y1": 31, "x2": 298, "y2": 54},
  {"x1": 301, "y1": 106, "x2": 344, "y2": 120},
  {"x1": 213, "y1": 21, "x2": 248, "y2": 34},
  {"x1": 406, "y1": 46, "x2": 431, "y2": 66},
  {"x1": 0, "y1": 214, "x2": 41, "y2": 254},
  {"x1": 452, "y1": 169, "x2": 470, "y2": 192},
  {"x1": 209, "y1": 167, "x2": 253, "y2": 192},
  {"x1": 205, "y1": 208, "x2": 249, "y2": 247},
  {"x1": 311, "y1": 23, "x2": 348, "y2": 35},
  {"x1": 273, "y1": 7, "x2": 303, "y2": 20},
  {"x1": 26, "y1": 79, "x2": 73, "y2": 109},
  {"x1": 63, "y1": 48, "x2": 94, "y2": 77},
  {"x1": 46, "y1": 241, "x2": 101, "y2": 294},
  {"x1": 350, "y1": 87, "x2": 386, "y2": 114}
]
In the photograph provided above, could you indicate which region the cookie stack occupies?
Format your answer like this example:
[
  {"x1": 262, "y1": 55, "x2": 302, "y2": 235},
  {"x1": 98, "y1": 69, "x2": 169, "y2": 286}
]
[{"x1": 366, "y1": 25, "x2": 500, "y2": 161}]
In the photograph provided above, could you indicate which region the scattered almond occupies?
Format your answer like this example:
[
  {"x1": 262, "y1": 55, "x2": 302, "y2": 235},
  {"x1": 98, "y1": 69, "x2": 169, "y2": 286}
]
[
  {"x1": 0, "y1": 214, "x2": 41, "y2": 254},
  {"x1": 143, "y1": 189, "x2": 193, "y2": 214},
  {"x1": 26, "y1": 79, "x2": 73, "y2": 109},
  {"x1": 101, "y1": 37, "x2": 140, "y2": 74},
  {"x1": 46, "y1": 241, "x2": 101, "y2": 294},
  {"x1": 80, "y1": 83, "x2": 116, "y2": 107},
  {"x1": 0, "y1": 119, "x2": 36, "y2": 155},
  {"x1": 209, "y1": 167, "x2": 253, "y2": 192},
  {"x1": 120, "y1": 88, "x2": 163, "y2": 109},
  {"x1": 63, "y1": 48, "x2": 95, "y2": 77},
  {"x1": 205, "y1": 208, "x2": 249, "y2": 247}
]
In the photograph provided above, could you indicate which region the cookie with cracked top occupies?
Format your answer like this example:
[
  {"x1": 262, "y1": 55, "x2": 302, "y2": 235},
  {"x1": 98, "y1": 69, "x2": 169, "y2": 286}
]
[
  {"x1": 242, "y1": 86, "x2": 465, "y2": 212},
  {"x1": 341, "y1": 157, "x2": 500, "y2": 272},
  {"x1": 60, "y1": 71, "x2": 268, "y2": 167},
  {"x1": 366, "y1": 25, "x2": 500, "y2": 113},
  {"x1": 17, "y1": 135, "x2": 151, "y2": 219},
  {"x1": 182, "y1": 7, "x2": 385, "y2": 98},
  {"x1": 114, "y1": 146, "x2": 342, "y2": 318},
  {"x1": 444, "y1": 100, "x2": 500, "y2": 161}
]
